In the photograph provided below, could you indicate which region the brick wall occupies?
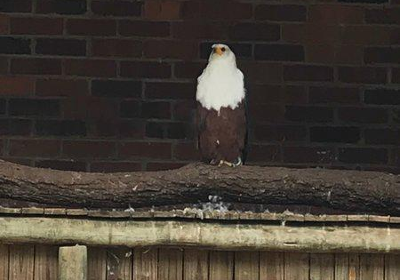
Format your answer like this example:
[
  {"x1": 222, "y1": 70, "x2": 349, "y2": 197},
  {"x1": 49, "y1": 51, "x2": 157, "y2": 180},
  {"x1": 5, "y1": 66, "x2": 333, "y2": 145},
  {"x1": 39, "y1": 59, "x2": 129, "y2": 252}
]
[{"x1": 0, "y1": 0, "x2": 399, "y2": 172}]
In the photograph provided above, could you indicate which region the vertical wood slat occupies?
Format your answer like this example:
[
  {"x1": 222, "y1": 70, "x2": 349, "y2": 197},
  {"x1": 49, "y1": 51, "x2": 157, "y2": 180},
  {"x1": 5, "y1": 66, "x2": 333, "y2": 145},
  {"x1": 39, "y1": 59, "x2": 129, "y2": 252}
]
[
  {"x1": 183, "y1": 249, "x2": 209, "y2": 280},
  {"x1": 235, "y1": 251, "x2": 259, "y2": 280},
  {"x1": 260, "y1": 251, "x2": 284, "y2": 280},
  {"x1": 335, "y1": 254, "x2": 349, "y2": 280},
  {"x1": 385, "y1": 254, "x2": 400, "y2": 280},
  {"x1": 9, "y1": 245, "x2": 35, "y2": 280},
  {"x1": 88, "y1": 247, "x2": 107, "y2": 280},
  {"x1": 348, "y1": 254, "x2": 360, "y2": 280},
  {"x1": 106, "y1": 248, "x2": 132, "y2": 280},
  {"x1": 284, "y1": 252, "x2": 309, "y2": 280},
  {"x1": 134, "y1": 248, "x2": 158, "y2": 280},
  {"x1": 158, "y1": 248, "x2": 183, "y2": 280},
  {"x1": 0, "y1": 245, "x2": 9, "y2": 280},
  {"x1": 310, "y1": 253, "x2": 334, "y2": 280},
  {"x1": 360, "y1": 254, "x2": 384, "y2": 280},
  {"x1": 209, "y1": 251, "x2": 234, "y2": 280},
  {"x1": 34, "y1": 245, "x2": 58, "y2": 280}
]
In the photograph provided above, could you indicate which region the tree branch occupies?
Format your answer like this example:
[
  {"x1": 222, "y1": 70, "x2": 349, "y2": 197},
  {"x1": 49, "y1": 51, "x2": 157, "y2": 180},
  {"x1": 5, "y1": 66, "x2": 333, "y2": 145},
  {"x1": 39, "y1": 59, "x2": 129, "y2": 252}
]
[{"x1": 0, "y1": 160, "x2": 399, "y2": 215}]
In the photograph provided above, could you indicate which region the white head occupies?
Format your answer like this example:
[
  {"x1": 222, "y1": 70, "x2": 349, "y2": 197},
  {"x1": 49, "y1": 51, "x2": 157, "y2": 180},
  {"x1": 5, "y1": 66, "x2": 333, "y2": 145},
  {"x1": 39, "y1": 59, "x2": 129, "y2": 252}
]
[{"x1": 208, "y1": 44, "x2": 237, "y2": 66}]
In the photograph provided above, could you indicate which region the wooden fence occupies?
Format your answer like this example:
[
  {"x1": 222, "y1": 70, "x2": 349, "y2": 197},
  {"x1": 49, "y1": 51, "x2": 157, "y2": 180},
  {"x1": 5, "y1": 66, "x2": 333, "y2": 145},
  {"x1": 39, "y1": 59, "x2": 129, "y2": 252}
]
[{"x1": 0, "y1": 244, "x2": 399, "y2": 280}]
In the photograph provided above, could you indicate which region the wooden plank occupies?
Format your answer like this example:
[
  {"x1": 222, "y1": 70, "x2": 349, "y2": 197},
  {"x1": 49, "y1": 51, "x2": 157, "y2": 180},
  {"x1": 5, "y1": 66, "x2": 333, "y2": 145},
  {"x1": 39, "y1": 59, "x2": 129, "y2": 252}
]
[
  {"x1": 360, "y1": 254, "x2": 384, "y2": 280},
  {"x1": 34, "y1": 245, "x2": 58, "y2": 280},
  {"x1": 106, "y1": 248, "x2": 132, "y2": 280},
  {"x1": 88, "y1": 247, "x2": 107, "y2": 280},
  {"x1": 59, "y1": 245, "x2": 87, "y2": 280},
  {"x1": 310, "y1": 253, "x2": 334, "y2": 280},
  {"x1": 158, "y1": 248, "x2": 183, "y2": 280},
  {"x1": 235, "y1": 251, "x2": 260, "y2": 280},
  {"x1": 9, "y1": 244, "x2": 35, "y2": 280},
  {"x1": 183, "y1": 249, "x2": 208, "y2": 280},
  {"x1": 209, "y1": 251, "x2": 234, "y2": 280},
  {"x1": 335, "y1": 254, "x2": 349, "y2": 280},
  {"x1": 284, "y1": 252, "x2": 309, "y2": 280},
  {"x1": 260, "y1": 251, "x2": 284, "y2": 280},
  {"x1": 385, "y1": 254, "x2": 400, "y2": 280},
  {"x1": 348, "y1": 254, "x2": 360, "y2": 280},
  {"x1": 0, "y1": 245, "x2": 9, "y2": 280},
  {"x1": 133, "y1": 248, "x2": 157, "y2": 280}
]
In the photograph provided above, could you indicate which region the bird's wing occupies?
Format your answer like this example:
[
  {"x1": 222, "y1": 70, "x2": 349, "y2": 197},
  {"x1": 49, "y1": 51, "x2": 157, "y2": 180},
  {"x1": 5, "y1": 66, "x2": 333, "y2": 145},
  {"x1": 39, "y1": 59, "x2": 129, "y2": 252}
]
[{"x1": 195, "y1": 102, "x2": 208, "y2": 150}]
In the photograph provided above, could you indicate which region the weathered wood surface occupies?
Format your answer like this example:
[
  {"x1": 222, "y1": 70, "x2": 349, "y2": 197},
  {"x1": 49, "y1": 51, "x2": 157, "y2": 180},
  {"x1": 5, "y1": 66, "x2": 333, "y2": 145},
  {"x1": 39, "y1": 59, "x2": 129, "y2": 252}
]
[
  {"x1": 260, "y1": 251, "x2": 284, "y2": 280},
  {"x1": 58, "y1": 245, "x2": 87, "y2": 280},
  {"x1": 1, "y1": 217, "x2": 400, "y2": 253},
  {"x1": 209, "y1": 251, "x2": 234, "y2": 280},
  {"x1": 235, "y1": 251, "x2": 260, "y2": 280},
  {"x1": 0, "y1": 160, "x2": 399, "y2": 215},
  {"x1": 134, "y1": 248, "x2": 158, "y2": 280},
  {"x1": 34, "y1": 245, "x2": 58, "y2": 280},
  {"x1": 183, "y1": 249, "x2": 208, "y2": 280},
  {"x1": 9, "y1": 245, "x2": 34, "y2": 280}
]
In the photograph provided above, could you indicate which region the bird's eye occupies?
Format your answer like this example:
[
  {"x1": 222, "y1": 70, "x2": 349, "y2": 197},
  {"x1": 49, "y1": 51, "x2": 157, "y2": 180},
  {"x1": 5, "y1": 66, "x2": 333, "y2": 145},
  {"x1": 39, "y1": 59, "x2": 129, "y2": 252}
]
[{"x1": 221, "y1": 47, "x2": 226, "y2": 52}]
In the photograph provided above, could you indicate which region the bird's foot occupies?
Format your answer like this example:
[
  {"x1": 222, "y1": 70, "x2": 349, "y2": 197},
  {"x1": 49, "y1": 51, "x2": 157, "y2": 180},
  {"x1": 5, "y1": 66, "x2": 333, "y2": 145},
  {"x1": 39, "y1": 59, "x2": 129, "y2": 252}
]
[
  {"x1": 210, "y1": 159, "x2": 219, "y2": 165},
  {"x1": 218, "y1": 158, "x2": 242, "y2": 167}
]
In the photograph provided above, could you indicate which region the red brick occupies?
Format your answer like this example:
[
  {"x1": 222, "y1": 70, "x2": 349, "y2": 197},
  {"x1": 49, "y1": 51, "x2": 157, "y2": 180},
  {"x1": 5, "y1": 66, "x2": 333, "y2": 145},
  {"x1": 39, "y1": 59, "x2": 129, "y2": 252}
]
[
  {"x1": 173, "y1": 142, "x2": 199, "y2": 160},
  {"x1": 63, "y1": 141, "x2": 116, "y2": 159},
  {"x1": 141, "y1": 102, "x2": 171, "y2": 119},
  {"x1": 338, "y1": 148, "x2": 388, "y2": 165},
  {"x1": 36, "y1": 79, "x2": 88, "y2": 97},
  {"x1": 2, "y1": 157, "x2": 32, "y2": 166},
  {"x1": 119, "y1": 20, "x2": 170, "y2": 37},
  {"x1": 118, "y1": 120, "x2": 145, "y2": 139},
  {"x1": 256, "y1": 5, "x2": 306, "y2": 22},
  {"x1": 340, "y1": 26, "x2": 391, "y2": 45},
  {"x1": 0, "y1": 15, "x2": 9, "y2": 34},
  {"x1": 250, "y1": 104, "x2": 285, "y2": 122},
  {"x1": 229, "y1": 23, "x2": 280, "y2": 41},
  {"x1": 238, "y1": 62, "x2": 283, "y2": 84},
  {"x1": 36, "y1": 160, "x2": 86, "y2": 172},
  {"x1": 0, "y1": 37, "x2": 30, "y2": 54},
  {"x1": 338, "y1": 107, "x2": 388, "y2": 124},
  {"x1": 36, "y1": 0, "x2": 86, "y2": 15},
  {"x1": 120, "y1": 100, "x2": 140, "y2": 118},
  {"x1": 174, "y1": 62, "x2": 206, "y2": 79},
  {"x1": 9, "y1": 98, "x2": 60, "y2": 117},
  {"x1": 0, "y1": 76, "x2": 34, "y2": 95},
  {"x1": 0, "y1": 119, "x2": 32, "y2": 135},
  {"x1": 284, "y1": 65, "x2": 333, "y2": 82},
  {"x1": 172, "y1": 22, "x2": 228, "y2": 40},
  {"x1": 308, "y1": 4, "x2": 364, "y2": 24},
  {"x1": 364, "y1": 88, "x2": 400, "y2": 105},
  {"x1": 35, "y1": 38, "x2": 86, "y2": 56},
  {"x1": 0, "y1": 58, "x2": 8, "y2": 74},
  {"x1": 246, "y1": 145, "x2": 281, "y2": 163},
  {"x1": 248, "y1": 85, "x2": 307, "y2": 104},
  {"x1": 10, "y1": 17, "x2": 63, "y2": 35},
  {"x1": 338, "y1": 67, "x2": 387, "y2": 84},
  {"x1": 62, "y1": 96, "x2": 119, "y2": 120},
  {"x1": 305, "y1": 44, "x2": 335, "y2": 64},
  {"x1": 199, "y1": 0, "x2": 252, "y2": 21},
  {"x1": 144, "y1": 40, "x2": 197, "y2": 60},
  {"x1": 366, "y1": 8, "x2": 400, "y2": 24},
  {"x1": 120, "y1": 61, "x2": 171, "y2": 79},
  {"x1": 35, "y1": 120, "x2": 86, "y2": 137},
  {"x1": 91, "y1": 1, "x2": 142, "y2": 17},
  {"x1": 335, "y1": 45, "x2": 364, "y2": 65},
  {"x1": 309, "y1": 87, "x2": 360, "y2": 104},
  {"x1": 365, "y1": 129, "x2": 400, "y2": 145},
  {"x1": 92, "y1": 80, "x2": 141, "y2": 98},
  {"x1": 90, "y1": 161, "x2": 142, "y2": 173},
  {"x1": 9, "y1": 139, "x2": 60, "y2": 157},
  {"x1": 146, "y1": 162, "x2": 185, "y2": 171},
  {"x1": 254, "y1": 125, "x2": 307, "y2": 142},
  {"x1": 173, "y1": 100, "x2": 195, "y2": 121},
  {"x1": 91, "y1": 39, "x2": 142, "y2": 58},
  {"x1": 144, "y1": 0, "x2": 181, "y2": 20},
  {"x1": 393, "y1": 68, "x2": 400, "y2": 84},
  {"x1": 255, "y1": 44, "x2": 304, "y2": 62},
  {"x1": 118, "y1": 142, "x2": 172, "y2": 159},
  {"x1": 364, "y1": 47, "x2": 400, "y2": 64},
  {"x1": 11, "y1": 58, "x2": 62, "y2": 75},
  {"x1": 285, "y1": 106, "x2": 333, "y2": 123},
  {"x1": 67, "y1": 19, "x2": 116, "y2": 36},
  {"x1": 64, "y1": 60, "x2": 117, "y2": 77},
  {"x1": 283, "y1": 24, "x2": 340, "y2": 44},
  {"x1": 283, "y1": 146, "x2": 335, "y2": 164},
  {"x1": 145, "y1": 82, "x2": 195, "y2": 100},
  {"x1": 310, "y1": 127, "x2": 360, "y2": 143},
  {"x1": 0, "y1": 0, "x2": 32, "y2": 13}
]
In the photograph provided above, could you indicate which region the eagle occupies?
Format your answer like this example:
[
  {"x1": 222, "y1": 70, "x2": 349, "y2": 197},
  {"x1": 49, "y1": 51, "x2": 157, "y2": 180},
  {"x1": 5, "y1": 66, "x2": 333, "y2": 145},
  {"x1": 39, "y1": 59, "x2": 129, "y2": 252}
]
[{"x1": 195, "y1": 44, "x2": 247, "y2": 167}]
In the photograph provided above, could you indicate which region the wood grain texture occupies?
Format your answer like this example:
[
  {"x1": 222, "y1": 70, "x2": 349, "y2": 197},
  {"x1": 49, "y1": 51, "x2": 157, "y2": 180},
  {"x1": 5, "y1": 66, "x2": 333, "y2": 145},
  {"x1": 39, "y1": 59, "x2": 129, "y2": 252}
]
[
  {"x1": 209, "y1": 251, "x2": 234, "y2": 280},
  {"x1": 260, "y1": 251, "x2": 284, "y2": 280},
  {"x1": 335, "y1": 254, "x2": 349, "y2": 280},
  {"x1": 106, "y1": 248, "x2": 132, "y2": 280},
  {"x1": 88, "y1": 247, "x2": 107, "y2": 280},
  {"x1": 284, "y1": 252, "x2": 309, "y2": 280},
  {"x1": 0, "y1": 245, "x2": 9, "y2": 280},
  {"x1": 134, "y1": 248, "x2": 158, "y2": 280},
  {"x1": 183, "y1": 249, "x2": 208, "y2": 280},
  {"x1": 235, "y1": 251, "x2": 259, "y2": 280},
  {"x1": 9, "y1": 245, "x2": 35, "y2": 280},
  {"x1": 348, "y1": 254, "x2": 360, "y2": 280},
  {"x1": 385, "y1": 254, "x2": 400, "y2": 280},
  {"x1": 158, "y1": 248, "x2": 183, "y2": 280},
  {"x1": 34, "y1": 245, "x2": 58, "y2": 280},
  {"x1": 360, "y1": 254, "x2": 384, "y2": 280},
  {"x1": 310, "y1": 253, "x2": 334, "y2": 280}
]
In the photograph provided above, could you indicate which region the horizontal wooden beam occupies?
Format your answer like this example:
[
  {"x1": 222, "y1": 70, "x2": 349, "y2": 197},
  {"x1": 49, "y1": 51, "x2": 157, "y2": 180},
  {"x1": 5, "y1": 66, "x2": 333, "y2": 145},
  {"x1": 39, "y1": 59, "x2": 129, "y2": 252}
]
[{"x1": 0, "y1": 217, "x2": 399, "y2": 253}]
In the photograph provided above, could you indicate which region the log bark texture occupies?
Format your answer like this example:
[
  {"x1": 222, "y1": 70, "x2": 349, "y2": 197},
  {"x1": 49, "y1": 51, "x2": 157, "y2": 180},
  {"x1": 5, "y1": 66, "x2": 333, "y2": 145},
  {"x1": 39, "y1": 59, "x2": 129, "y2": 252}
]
[{"x1": 0, "y1": 160, "x2": 399, "y2": 215}]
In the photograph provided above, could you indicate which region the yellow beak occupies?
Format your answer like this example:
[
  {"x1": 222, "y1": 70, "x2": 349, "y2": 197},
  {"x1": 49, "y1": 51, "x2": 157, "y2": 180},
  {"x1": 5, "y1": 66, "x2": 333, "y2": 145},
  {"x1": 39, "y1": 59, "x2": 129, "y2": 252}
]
[{"x1": 214, "y1": 47, "x2": 223, "y2": 56}]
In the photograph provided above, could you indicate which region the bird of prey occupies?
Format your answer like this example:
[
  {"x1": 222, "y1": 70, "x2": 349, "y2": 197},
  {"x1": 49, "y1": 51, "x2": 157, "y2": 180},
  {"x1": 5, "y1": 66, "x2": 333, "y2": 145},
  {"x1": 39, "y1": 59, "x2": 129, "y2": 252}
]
[{"x1": 196, "y1": 44, "x2": 247, "y2": 167}]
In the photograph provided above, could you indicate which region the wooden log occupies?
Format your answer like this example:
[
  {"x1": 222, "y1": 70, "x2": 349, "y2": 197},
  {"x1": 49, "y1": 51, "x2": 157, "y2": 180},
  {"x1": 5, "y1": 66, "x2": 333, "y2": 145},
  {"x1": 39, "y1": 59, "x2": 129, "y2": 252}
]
[
  {"x1": 0, "y1": 217, "x2": 400, "y2": 253},
  {"x1": 0, "y1": 160, "x2": 399, "y2": 215},
  {"x1": 59, "y1": 245, "x2": 87, "y2": 280}
]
